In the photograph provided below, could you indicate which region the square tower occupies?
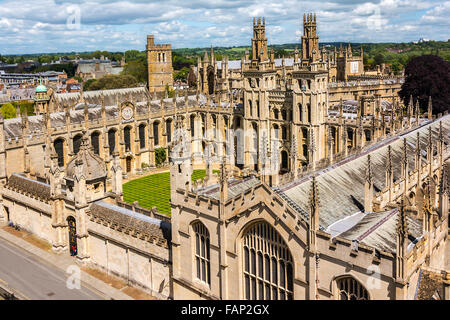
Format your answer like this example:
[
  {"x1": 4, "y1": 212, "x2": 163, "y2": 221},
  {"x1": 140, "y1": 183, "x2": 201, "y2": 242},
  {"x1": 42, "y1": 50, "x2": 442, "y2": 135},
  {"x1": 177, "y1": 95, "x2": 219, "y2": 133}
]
[
  {"x1": 146, "y1": 35, "x2": 174, "y2": 93},
  {"x1": 301, "y1": 13, "x2": 320, "y2": 65}
]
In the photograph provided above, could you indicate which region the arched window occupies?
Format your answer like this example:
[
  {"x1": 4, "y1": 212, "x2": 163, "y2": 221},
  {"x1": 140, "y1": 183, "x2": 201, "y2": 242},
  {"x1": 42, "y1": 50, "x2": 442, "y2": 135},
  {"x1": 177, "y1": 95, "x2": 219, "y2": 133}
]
[
  {"x1": 273, "y1": 124, "x2": 279, "y2": 139},
  {"x1": 365, "y1": 130, "x2": 371, "y2": 142},
  {"x1": 139, "y1": 124, "x2": 146, "y2": 149},
  {"x1": 153, "y1": 122, "x2": 159, "y2": 146},
  {"x1": 193, "y1": 222, "x2": 210, "y2": 285},
  {"x1": 281, "y1": 109, "x2": 287, "y2": 121},
  {"x1": 281, "y1": 150, "x2": 288, "y2": 171},
  {"x1": 336, "y1": 277, "x2": 369, "y2": 300},
  {"x1": 54, "y1": 138, "x2": 65, "y2": 167},
  {"x1": 108, "y1": 129, "x2": 116, "y2": 155},
  {"x1": 124, "y1": 126, "x2": 131, "y2": 152},
  {"x1": 307, "y1": 103, "x2": 311, "y2": 123},
  {"x1": 274, "y1": 109, "x2": 279, "y2": 120},
  {"x1": 73, "y1": 134, "x2": 82, "y2": 154},
  {"x1": 248, "y1": 100, "x2": 253, "y2": 117},
  {"x1": 91, "y1": 132, "x2": 100, "y2": 155},
  {"x1": 243, "y1": 221, "x2": 293, "y2": 300},
  {"x1": 166, "y1": 119, "x2": 172, "y2": 143},
  {"x1": 190, "y1": 114, "x2": 195, "y2": 138},
  {"x1": 282, "y1": 126, "x2": 287, "y2": 140}
]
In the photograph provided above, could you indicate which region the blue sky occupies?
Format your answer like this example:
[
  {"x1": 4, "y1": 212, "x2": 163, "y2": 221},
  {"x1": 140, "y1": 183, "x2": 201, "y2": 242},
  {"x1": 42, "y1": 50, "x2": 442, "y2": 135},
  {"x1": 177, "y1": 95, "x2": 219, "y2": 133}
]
[{"x1": 0, "y1": 0, "x2": 449, "y2": 54}]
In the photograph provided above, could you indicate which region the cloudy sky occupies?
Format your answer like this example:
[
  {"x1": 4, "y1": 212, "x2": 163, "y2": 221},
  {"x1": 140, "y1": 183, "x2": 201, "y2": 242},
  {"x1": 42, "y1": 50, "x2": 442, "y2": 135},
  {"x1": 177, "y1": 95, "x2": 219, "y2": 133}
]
[{"x1": 0, "y1": 0, "x2": 448, "y2": 54}]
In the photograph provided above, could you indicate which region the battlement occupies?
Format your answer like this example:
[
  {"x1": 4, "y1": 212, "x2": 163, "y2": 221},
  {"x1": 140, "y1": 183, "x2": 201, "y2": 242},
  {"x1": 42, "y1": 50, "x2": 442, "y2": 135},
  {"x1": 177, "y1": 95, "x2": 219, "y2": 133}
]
[{"x1": 146, "y1": 35, "x2": 171, "y2": 50}]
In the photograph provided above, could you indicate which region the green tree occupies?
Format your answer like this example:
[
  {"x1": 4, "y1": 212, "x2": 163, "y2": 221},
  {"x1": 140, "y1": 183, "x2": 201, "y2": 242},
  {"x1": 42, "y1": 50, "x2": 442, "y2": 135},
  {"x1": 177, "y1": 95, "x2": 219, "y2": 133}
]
[
  {"x1": 125, "y1": 50, "x2": 140, "y2": 62},
  {"x1": 83, "y1": 74, "x2": 139, "y2": 91},
  {"x1": 0, "y1": 103, "x2": 17, "y2": 119},
  {"x1": 174, "y1": 67, "x2": 190, "y2": 81},
  {"x1": 121, "y1": 60, "x2": 147, "y2": 84},
  {"x1": 165, "y1": 84, "x2": 175, "y2": 98},
  {"x1": 155, "y1": 148, "x2": 166, "y2": 167}
]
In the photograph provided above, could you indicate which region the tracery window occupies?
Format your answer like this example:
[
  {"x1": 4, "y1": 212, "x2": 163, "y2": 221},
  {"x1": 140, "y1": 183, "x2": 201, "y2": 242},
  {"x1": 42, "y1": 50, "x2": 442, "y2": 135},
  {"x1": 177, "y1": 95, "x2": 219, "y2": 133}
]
[
  {"x1": 54, "y1": 138, "x2": 64, "y2": 167},
  {"x1": 193, "y1": 222, "x2": 210, "y2": 285},
  {"x1": 139, "y1": 124, "x2": 146, "y2": 149},
  {"x1": 73, "y1": 134, "x2": 82, "y2": 154},
  {"x1": 336, "y1": 277, "x2": 369, "y2": 300},
  {"x1": 124, "y1": 126, "x2": 131, "y2": 152},
  {"x1": 91, "y1": 132, "x2": 100, "y2": 155},
  {"x1": 108, "y1": 129, "x2": 116, "y2": 155},
  {"x1": 243, "y1": 221, "x2": 293, "y2": 300}
]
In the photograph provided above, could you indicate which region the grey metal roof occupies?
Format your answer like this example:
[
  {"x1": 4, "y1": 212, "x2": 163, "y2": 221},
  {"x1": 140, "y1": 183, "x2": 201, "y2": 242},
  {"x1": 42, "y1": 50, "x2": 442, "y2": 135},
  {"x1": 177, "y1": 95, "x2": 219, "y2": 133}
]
[
  {"x1": 338, "y1": 209, "x2": 423, "y2": 253},
  {"x1": 280, "y1": 115, "x2": 450, "y2": 231}
]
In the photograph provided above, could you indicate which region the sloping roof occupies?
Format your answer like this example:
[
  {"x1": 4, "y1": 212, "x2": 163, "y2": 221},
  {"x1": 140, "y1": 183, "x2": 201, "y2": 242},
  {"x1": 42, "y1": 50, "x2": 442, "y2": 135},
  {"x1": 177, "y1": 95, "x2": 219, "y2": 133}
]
[
  {"x1": 90, "y1": 201, "x2": 171, "y2": 243},
  {"x1": 197, "y1": 176, "x2": 261, "y2": 201},
  {"x1": 6, "y1": 173, "x2": 51, "y2": 201},
  {"x1": 279, "y1": 115, "x2": 450, "y2": 232},
  {"x1": 338, "y1": 209, "x2": 422, "y2": 253},
  {"x1": 53, "y1": 87, "x2": 149, "y2": 107}
]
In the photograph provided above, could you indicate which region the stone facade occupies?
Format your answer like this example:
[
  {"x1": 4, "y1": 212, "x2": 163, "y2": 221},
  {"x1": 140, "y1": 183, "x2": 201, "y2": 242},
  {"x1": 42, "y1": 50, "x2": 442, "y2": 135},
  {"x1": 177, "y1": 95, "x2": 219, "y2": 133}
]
[{"x1": 147, "y1": 35, "x2": 174, "y2": 94}]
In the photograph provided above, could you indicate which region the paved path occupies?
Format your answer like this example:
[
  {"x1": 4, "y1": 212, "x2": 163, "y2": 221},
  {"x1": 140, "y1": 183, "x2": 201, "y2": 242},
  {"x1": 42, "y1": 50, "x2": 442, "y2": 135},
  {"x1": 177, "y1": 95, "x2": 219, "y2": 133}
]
[
  {"x1": 0, "y1": 227, "x2": 133, "y2": 300},
  {"x1": 0, "y1": 240, "x2": 101, "y2": 300}
]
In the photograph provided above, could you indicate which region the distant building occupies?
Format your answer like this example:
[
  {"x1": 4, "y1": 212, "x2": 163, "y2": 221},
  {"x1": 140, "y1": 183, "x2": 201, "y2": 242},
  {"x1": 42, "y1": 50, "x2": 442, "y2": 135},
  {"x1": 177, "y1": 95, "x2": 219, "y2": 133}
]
[{"x1": 75, "y1": 58, "x2": 123, "y2": 81}]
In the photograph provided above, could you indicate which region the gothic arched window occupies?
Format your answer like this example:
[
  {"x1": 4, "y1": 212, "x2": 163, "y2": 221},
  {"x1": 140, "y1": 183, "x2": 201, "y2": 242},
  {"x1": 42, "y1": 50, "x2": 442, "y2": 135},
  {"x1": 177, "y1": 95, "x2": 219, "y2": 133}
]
[
  {"x1": 193, "y1": 222, "x2": 210, "y2": 285},
  {"x1": 166, "y1": 119, "x2": 172, "y2": 143},
  {"x1": 73, "y1": 134, "x2": 82, "y2": 154},
  {"x1": 153, "y1": 122, "x2": 160, "y2": 146},
  {"x1": 108, "y1": 129, "x2": 116, "y2": 155},
  {"x1": 54, "y1": 138, "x2": 64, "y2": 167},
  {"x1": 124, "y1": 126, "x2": 131, "y2": 152},
  {"x1": 243, "y1": 221, "x2": 293, "y2": 300},
  {"x1": 139, "y1": 124, "x2": 146, "y2": 149},
  {"x1": 336, "y1": 277, "x2": 369, "y2": 300},
  {"x1": 91, "y1": 131, "x2": 100, "y2": 155},
  {"x1": 307, "y1": 103, "x2": 312, "y2": 123}
]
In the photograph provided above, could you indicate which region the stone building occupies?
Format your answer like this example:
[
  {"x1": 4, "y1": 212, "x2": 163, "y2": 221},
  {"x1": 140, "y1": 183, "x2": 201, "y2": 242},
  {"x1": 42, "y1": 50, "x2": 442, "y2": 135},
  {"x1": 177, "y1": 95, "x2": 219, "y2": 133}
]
[
  {"x1": 0, "y1": 13, "x2": 448, "y2": 300},
  {"x1": 146, "y1": 35, "x2": 174, "y2": 94}
]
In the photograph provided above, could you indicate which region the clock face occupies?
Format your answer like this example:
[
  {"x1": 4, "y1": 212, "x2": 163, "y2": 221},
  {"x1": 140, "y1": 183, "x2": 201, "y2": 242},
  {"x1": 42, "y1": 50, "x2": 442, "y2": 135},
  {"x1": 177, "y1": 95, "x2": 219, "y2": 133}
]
[{"x1": 122, "y1": 106, "x2": 134, "y2": 120}]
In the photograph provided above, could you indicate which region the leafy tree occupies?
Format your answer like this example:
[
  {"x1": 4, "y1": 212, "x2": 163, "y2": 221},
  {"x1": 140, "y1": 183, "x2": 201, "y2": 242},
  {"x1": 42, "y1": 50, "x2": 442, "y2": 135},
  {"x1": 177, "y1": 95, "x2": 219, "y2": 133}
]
[
  {"x1": 83, "y1": 79, "x2": 97, "y2": 90},
  {"x1": 174, "y1": 67, "x2": 190, "y2": 81},
  {"x1": 83, "y1": 74, "x2": 139, "y2": 91},
  {"x1": 399, "y1": 55, "x2": 450, "y2": 115},
  {"x1": 121, "y1": 60, "x2": 147, "y2": 84},
  {"x1": 155, "y1": 148, "x2": 166, "y2": 167},
  {"x1": 125, "y1": 50, "x2": 140, "y2": 62},
  {"x1": 374, "y1": 53, "x2": 385, "y2": 66},
  {"x1": 165, "y1": 84, "x2": 175, "y2": 98},
  {"x1": 0, "y1": 103, "x2": 17, "y2": 119}
]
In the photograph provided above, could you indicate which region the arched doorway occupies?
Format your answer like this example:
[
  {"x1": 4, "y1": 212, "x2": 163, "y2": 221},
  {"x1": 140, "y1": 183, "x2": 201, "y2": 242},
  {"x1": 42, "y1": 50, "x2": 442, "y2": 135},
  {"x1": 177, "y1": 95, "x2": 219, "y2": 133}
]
[
  {"x1": 242, "y1": 221, "x2": 294, "y2": 300},
  {"x1": 67, "y1": 216, "x2": 77, "y2": 256},
  {"x1": 336, "y1": 276, "x2": 369, "y2": 300}
]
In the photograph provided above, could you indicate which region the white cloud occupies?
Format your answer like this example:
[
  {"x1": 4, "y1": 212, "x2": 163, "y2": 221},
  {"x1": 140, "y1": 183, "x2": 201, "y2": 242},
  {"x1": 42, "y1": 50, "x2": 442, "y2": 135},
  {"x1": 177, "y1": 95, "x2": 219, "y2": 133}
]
[{"x1": 0, "y1": 0, "x2": 448, "y2": 54}]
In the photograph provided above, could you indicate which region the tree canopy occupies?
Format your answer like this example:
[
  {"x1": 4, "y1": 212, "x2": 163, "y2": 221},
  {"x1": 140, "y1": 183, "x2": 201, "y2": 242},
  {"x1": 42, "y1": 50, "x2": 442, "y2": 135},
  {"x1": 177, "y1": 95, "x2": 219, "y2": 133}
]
[
  {"x1": 83, "y1": 74, "x2": 139, "y2": 91},
  {"x1": 0, "y1": 103, "x2": 17, "y2": 119},
  {"x1": 399, "y1": 55, "x2": 450, "y2": 115}
]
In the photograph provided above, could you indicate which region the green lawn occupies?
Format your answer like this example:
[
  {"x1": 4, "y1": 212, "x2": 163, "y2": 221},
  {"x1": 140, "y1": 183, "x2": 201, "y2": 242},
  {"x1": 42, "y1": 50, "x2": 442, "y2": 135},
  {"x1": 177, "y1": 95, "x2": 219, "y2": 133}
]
[{"x1": 122, "y1": 169, "x2": 218, "y2": 216}]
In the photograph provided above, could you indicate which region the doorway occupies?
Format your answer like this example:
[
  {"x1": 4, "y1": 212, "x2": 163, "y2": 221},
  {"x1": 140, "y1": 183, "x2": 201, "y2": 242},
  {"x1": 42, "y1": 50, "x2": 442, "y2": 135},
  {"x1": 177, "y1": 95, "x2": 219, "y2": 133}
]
[
  {"x1": 126, "y1": 156, "x2": 132, "y2": 173},
  {"x1": 67, "y1": 217, "x2": 77, "y2": 256}
]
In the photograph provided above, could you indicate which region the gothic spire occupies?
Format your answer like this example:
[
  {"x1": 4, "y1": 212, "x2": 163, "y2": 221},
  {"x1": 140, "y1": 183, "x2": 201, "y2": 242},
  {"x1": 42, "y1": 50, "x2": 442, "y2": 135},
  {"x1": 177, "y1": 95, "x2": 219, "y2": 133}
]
[{"x1": 397, "y1": 197, "x2": 408, "y2": 237}]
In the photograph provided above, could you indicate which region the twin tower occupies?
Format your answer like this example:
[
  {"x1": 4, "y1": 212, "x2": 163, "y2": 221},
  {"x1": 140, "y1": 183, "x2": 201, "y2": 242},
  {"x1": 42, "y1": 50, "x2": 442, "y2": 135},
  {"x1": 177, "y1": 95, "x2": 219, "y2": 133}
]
[
  {"x1": 145, "y1": 13, "x2": 320, "y2": 93},
  {"x1": 251, "y1": 13, "x2": 319, "y2": 65}
]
